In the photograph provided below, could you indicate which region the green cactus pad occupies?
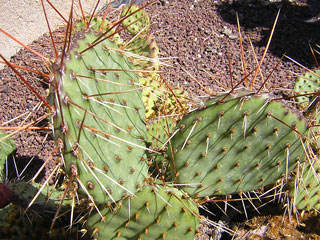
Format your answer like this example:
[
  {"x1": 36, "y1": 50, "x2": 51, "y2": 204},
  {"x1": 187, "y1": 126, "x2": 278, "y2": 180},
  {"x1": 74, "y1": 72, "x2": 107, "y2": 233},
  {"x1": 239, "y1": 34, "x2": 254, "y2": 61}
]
[
  {"x1": 169, "y1": 92, "x2": 307, "y2": 198},
  {"x1": 121, "y1": 5, "x2": 150, "y2": 35},
  {"x1": 0, "y1": 182, "x2": 77, "y2": 239},
  {"x1": 0, "y1": 131, "x2": 16, "y2": 176},
  {"x1": 75, "y1": 17, "x2": 109, "y2": 32},
  {"x1": 288, "y1": 162, "x2": 320, "y2": 212},
  {"x1": 74, "y1": 17, "x2": 123, "y2": 45},
  {"x1": 0, "y1": 203, "x2": 77, "y2": 239},
  {"x1": 50, "y1": 30, "x2": 148, "y2": 204},
  {"x1": 295, "y1": 70, "x2": 320, "y2": 103},
  {"x1": 0, "y1": 203, "x2": 48, "y2": 239},
  {"x1": 7, "y1": 182, "x2": 71, "y2": 209},
  {"x1": 87, "y1": 185, "x2": 199, "y2": 240},
  {"x1": 294, "y1": 70, "x2": 320, "y2": 146}
]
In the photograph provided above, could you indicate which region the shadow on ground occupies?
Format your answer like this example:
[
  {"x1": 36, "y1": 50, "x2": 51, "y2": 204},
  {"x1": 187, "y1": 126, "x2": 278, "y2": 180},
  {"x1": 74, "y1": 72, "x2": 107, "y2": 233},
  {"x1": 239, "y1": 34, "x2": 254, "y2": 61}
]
[
  {"x1": 217, "y1": 0, "x2": 320, "y2": 69},
  {"x1": 5, "y1": 154, "x2": 45, "y2": 182}
]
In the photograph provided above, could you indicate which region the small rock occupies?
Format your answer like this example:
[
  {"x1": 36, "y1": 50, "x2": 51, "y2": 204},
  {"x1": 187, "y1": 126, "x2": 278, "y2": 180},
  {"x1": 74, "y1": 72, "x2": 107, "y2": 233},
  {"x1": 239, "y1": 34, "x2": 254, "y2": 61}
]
[{"x1": 222, "y1": 26, "x2": 238, "y2": 40}]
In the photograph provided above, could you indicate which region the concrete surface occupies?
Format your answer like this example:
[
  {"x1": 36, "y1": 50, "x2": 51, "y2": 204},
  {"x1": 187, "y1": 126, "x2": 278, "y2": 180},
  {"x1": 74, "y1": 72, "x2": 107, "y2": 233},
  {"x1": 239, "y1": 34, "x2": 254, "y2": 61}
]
[{"x1": 0, "y1": 0, "x2": 106, "y2": 67}]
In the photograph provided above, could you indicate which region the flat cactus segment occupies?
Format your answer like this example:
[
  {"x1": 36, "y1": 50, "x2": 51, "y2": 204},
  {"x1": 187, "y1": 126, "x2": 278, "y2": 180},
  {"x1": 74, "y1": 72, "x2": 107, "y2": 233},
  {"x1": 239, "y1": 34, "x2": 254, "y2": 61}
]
[
  {"x1": 288, "y1": 162, "x2": 320, "y2": 212},
  {"x1": 7, "y1": 182, "x2": 71, "y2": 209},
  {"x1": 87, "y1": 185, "x2": 200, "y2": 240},
  {"x1": 169, "y1": 93, "x2": 308, "y2": 198},
  {"x1": 294, "y1": 70, "x2": 320, "y2": 103},
  {"x1": 74, "y1": 17, "x2": 123, "y2": 45},
  {"x1": 0, "y1": 203, "x2": 49, "y2": 239},
  {"x1": 0, "y1": 182, "x2": 75, "y2": 239},
  {"x1": 121, "y1": 5, "x2": 150, "y2": 35},
  {"x1": 51, "y1": 30, "x2": 148, "y2": 204},
  {"x1": 0, "y1": 130, "x2": 16, "y2": 175},
  {"x1": 74, "y1": 17, "x2": 109, "y2": 32},
  {"x1": 120, "y1": 6, "x2": 159, "y2": 71},
  {"x1": 0, "y1": 203, "x2": 77, "y2": 239},
  {"x1": 294, "y1": 70, "x2": 320, "y2": 145}
]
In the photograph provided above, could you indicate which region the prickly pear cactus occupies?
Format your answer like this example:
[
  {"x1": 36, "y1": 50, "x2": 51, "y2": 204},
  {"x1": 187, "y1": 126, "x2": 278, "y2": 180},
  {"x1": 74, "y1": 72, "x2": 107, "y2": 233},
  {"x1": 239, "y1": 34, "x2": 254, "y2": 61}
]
[
  {"x1": 288, "y1": 162, "x2": 320, "y2": 212},
  {"x1": 294, "y1": 70, "x2": 320, "y2": 145},
  {"x1": 165, "y1": 87, "x2": 189, "y2": 116},
  {"x1": 140, "y1": 73, "x2": 190, "y2": 120},
  {"x1": 121, "y1": 5, "x2": 150, "y2": 35},
  {"x1": 0, "y1": 203, "x2": 76, "y2": 240},
  {"x1": 140, "y1": 75, "x2": 165, "y2": 119},
  {"x1": 74, "y1": 17, "x2": 123, "y2": 45},
  {"x1": 7, "y1": 182, "x2": 71, "y2": 209},
  {"x1": 125, "y1": 36, "x2": 159, "y2": 71},
  {"x1": 295, "y1": 70, "x2": 320, "y2": 103},
  {"x1": 0, "y1": 130, "x2": 16, "y2": 174},
  {"x1": 0, "y1": 181, "x2": 76, "y2": 238},
  {"x1": 0, "y1": 203, "x2": 47, "y2": 239},
  {"x1": 120, "y1": 5, "x2": 159, "y2": 72},
  {"x1": 147, "y1": 116, "x2": 177, "y2": 151},
  {"x1": 75, "y1": 17, "x2": 109, "y2": 32},
  {"x1": 50, "y1": 30, "x2": 148, "y2": 204},
  {"x1": 87, "y1": 185, "x2": 200, "y2": 240},
  {"x1": 169, "y1": 92, "x2": 308, "y2": 198}
]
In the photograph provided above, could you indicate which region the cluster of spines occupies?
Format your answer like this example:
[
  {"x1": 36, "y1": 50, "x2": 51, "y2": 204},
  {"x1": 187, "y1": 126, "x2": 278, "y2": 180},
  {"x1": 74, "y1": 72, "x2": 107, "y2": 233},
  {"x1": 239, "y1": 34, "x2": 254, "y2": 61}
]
[
  {"x1": 0, "y1": 180, "x2": 76, "y2": 239},
  {"x1": 146, "y1": 117, "x2": 176, "y2": 150},
  {"x1": 288, "y1": 161, "x2": 320, "y2": 212},
  {"x1": 0, "y1": 203, "x2": 77, "y2": 240}
]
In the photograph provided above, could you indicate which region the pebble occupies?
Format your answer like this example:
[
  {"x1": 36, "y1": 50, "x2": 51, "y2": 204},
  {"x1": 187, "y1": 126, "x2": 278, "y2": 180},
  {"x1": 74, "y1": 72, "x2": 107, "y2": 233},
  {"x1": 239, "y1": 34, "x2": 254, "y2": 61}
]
[{"x1": 222, "y1": 26, "x2": 238, "y2": 40}]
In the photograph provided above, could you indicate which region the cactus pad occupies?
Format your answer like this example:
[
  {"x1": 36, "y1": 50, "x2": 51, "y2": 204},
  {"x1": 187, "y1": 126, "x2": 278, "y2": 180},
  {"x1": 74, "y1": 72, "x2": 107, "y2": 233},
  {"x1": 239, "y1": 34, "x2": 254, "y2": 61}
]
[
  {"x1": 169, "y1": 92, "x2": 308, "y2": 198},
  {"x1": 87, "y1": 185, "x2": 199, "y2": 240},
  {"x1": 294, "y1": 70, "x2": 320, "y2": 145},
  {"x1": 0, "y1": 203, "x2": 77, "y2": 239},
  {"x1": 295, "y1": 70, "x2": 320, "y2": 103},
  {"x1": 121, "y1": 5, "x2": 150, "y2": 35},
  {"x1": 0, "y1": 131, "x2": 16, "y2": 176},
  {"x1": 50, "y1": 30, "x2": 148, "y2": 204},
  {"x1": 7, "y1": 182, "x2": 71, "y2": 209},
  {"x1": 288, "y1": 162, "x2": 320, "y2": 212}
]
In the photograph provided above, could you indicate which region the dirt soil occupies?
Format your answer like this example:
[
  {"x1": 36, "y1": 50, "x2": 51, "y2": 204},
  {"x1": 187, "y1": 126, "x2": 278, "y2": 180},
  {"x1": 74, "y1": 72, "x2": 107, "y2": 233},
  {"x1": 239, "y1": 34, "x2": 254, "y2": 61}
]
[{"x1": 1, "y1": 0, "x2": 320, "y2": 239}]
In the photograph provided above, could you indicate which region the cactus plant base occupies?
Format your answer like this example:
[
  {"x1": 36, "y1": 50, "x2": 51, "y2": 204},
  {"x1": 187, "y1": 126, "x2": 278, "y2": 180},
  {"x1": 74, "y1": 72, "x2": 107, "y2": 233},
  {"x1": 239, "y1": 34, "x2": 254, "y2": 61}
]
[{"x1": 233, "y1": 214, "x2": 320, "y2": 239}]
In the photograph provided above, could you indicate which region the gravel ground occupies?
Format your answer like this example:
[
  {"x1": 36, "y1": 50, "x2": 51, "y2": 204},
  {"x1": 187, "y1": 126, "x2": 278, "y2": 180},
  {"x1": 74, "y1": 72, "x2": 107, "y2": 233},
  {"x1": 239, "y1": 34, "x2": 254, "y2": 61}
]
[{"x1": 0, "y1": 0, "x2": 320, "y2": 239}]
